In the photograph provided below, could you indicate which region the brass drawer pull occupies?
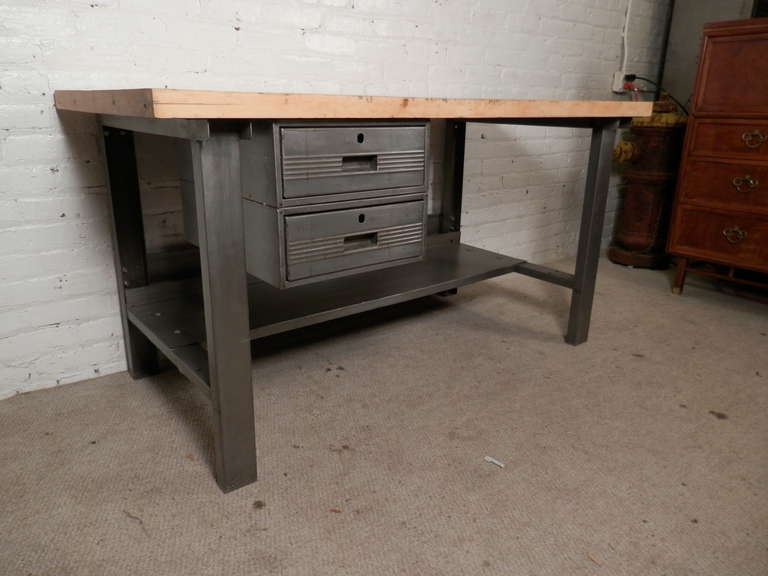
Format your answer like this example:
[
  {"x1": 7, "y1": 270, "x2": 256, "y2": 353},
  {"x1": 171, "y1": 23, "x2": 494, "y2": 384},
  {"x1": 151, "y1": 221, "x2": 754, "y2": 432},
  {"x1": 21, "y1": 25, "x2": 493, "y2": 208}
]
[
  {"x1": 722, "y1": 226, "x2": 748, "y2": 244},
  {"x1": 742, "y1": 130, "x2": 767, "y2": 149},
  {"x1": 731, "y1": 175, "x2": 759, "y2": 192}
]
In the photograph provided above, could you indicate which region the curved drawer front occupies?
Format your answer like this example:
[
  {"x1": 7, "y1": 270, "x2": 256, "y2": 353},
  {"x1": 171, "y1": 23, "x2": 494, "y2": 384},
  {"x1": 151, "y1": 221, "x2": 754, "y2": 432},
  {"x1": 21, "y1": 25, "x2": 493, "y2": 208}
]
[
  {"x1": 284, "y1": 200, "x2": 425, "y2": 281},
  {"x1": 281, "y1": 125, "x2": 427, "y2": 199},
  {"x1": 671, "y1": 206, "x2": 768, "y2": 269},
  {"x1": 680, "y1": 159, "x2": 768, "y2": 214},
  {"x1": 690, "y1": 120, "x2": 768, "y2": 161}
]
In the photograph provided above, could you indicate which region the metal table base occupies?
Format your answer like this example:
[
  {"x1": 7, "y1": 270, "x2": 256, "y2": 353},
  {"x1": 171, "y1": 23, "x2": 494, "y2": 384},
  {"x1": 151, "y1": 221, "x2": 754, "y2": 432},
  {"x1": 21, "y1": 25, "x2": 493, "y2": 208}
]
[{"x1": 101, "y1": 116, "x2": 618, "y2": 492}]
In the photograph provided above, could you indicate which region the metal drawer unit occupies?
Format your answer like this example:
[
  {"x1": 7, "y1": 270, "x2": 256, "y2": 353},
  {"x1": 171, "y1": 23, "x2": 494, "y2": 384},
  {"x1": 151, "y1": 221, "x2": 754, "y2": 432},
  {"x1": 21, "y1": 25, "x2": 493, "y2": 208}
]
[
  {"x1": 244, "y1": 198, "x2": 426, "y2": 287},
  {"x1": 182, "y1": 121, "x2": 430, "y2": 288},
  {"x1": 241, "y1": 121, "x2": 429, "y2": 206}
]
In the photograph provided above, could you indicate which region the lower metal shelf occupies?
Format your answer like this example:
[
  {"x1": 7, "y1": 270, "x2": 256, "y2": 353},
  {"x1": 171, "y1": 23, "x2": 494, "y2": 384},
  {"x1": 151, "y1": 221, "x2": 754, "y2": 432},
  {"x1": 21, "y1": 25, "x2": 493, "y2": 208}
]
[{"x1": 125, "y1": 243, "x2": 524, "y2": 389}]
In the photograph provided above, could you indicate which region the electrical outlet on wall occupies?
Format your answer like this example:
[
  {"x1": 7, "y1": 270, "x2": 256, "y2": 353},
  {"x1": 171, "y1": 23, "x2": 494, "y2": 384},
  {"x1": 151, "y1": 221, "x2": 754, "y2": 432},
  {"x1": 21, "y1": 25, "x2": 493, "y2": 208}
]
[{"x1": 612, "y1": 71, "x2": 626, "y2": 93}]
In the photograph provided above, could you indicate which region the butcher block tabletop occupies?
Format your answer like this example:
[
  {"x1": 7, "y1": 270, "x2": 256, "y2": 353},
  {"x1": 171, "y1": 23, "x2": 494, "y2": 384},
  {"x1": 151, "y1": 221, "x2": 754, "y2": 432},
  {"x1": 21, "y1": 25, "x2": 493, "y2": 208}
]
[{"x1": 54, "y1": 89, "x2": 652, "y2": 120}]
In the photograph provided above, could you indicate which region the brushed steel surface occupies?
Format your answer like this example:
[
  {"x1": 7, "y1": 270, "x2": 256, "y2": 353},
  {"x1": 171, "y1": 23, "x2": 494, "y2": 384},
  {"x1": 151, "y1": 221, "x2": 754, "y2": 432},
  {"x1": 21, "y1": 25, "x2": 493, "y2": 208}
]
[
  {"x1": 125, "y1": 243, "x2": 524, "y2": 342},
  {"x1": 189, "y1": 133, "x2": 258, "y2": 492},
  {"x1": 566, "y1": 120, "x2": 618, "y2": 345},
  {"x1": 101, "y1": 114, "x2": 211, "y2": 140},
  {"x1": 280, "y1": 124, "x2": 427, "y2": 199},
  {"x1": 282, "y1": 150, "x2": 425, "y2": 179},
  {"x1": 243, "y1": 197, "x2": 427, "y2": 288},
  {"x1": 241, "y1": 121, "x2": 430, "y2": 207},
  {"x1": 101, "y1": 126, "x2": 159, "y2": 379}
]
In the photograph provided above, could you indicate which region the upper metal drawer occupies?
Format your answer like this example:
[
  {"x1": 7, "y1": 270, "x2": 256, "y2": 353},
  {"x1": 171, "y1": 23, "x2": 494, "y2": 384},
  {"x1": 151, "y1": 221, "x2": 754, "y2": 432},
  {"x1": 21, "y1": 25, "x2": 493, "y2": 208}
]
[{"x1": 280, "y1": 125, "x2": 427, "y2": 199}]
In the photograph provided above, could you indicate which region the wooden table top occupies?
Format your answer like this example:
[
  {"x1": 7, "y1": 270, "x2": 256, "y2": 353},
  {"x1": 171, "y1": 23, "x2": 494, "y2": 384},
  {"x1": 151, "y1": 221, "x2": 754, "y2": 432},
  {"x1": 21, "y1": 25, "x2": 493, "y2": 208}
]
[{"x1": 54, "y1": 89, "x2": 652, "y2": 120}]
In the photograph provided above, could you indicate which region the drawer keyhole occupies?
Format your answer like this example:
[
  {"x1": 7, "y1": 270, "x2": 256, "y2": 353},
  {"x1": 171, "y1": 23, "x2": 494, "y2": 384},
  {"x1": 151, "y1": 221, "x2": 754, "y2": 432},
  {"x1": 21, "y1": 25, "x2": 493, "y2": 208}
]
[
  {"x1": 358, "y1": 214, "x2": 365, "y2": 223},
  {"x1": 357, "y1": 132, "x2": 365, "y2": 143}
]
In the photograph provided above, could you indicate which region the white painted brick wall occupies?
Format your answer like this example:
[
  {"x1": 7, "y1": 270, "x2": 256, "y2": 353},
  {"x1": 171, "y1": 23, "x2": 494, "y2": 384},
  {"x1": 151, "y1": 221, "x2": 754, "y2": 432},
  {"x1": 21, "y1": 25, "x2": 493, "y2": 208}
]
[{"x1": 0, "y1": 0, "x2": 669, "y2": 398}]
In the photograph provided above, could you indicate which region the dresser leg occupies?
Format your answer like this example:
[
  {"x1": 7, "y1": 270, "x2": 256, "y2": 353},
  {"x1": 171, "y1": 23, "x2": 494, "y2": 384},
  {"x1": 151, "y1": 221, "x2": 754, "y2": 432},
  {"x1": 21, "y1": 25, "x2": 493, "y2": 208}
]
[
  {"x1": 189, "y1": 133, "x2": 257, "y2": 492},
  {"x1": 672, "y1": 257, "x2": 688, "y2": 294},
  {"x1": 565, "y1": 119, "x2": 618, "y2": 345}
]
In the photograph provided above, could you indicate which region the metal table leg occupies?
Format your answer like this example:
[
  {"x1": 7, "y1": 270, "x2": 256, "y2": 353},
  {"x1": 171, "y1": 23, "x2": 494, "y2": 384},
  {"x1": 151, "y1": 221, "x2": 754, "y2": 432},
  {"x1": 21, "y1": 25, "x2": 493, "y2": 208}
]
[
  {"x1": 188, "y1": 133, "x2": 257, "y2": 492},
  {"x1": 102, "y1": 127, "x2": 159, "y2": 378},
  {"x1": 440, "y1": 120, "x2": 467, "y2": 235},
  {"x1": 565, "y1": 119, "x2": 618, "y2": 345}
]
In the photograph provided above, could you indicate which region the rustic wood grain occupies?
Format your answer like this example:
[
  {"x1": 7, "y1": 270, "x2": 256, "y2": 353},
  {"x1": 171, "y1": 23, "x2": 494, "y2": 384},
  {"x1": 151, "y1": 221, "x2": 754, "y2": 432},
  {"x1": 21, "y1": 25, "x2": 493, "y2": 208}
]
[
  {"x1": 54, "y1": 89, "x2": 155, "y2": 117},
  {"x1": 54, "y1": 89, "x2": 652, "y2": 119}
]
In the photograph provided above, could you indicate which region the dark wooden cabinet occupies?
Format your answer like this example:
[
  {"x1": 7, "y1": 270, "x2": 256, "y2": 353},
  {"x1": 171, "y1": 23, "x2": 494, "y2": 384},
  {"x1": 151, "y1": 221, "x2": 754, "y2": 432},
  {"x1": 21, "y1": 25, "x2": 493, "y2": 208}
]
[{"x1": 669, "y1": 19, "x2": 768, "y2": 293}]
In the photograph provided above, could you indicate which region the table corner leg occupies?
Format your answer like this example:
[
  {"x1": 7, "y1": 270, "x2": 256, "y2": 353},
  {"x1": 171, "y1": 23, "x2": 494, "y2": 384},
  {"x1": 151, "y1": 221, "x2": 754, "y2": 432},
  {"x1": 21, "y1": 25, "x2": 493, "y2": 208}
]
[
  {"x1": 191, "y1": 133, "x2": 257, "y2": 492},
  {"x1": 101, "y1": 126, "x2": 160, "y2": 377},
  {"x1": 565, "y1": 119, "x2": 618, "y2": 346}
]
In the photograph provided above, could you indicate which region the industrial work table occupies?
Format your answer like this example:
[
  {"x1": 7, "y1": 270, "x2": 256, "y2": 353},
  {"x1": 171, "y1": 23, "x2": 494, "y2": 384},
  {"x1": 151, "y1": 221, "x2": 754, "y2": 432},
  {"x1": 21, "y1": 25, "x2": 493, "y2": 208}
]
[{"x1": 54, "y1": 89, "x2": 651, "y2": 492}]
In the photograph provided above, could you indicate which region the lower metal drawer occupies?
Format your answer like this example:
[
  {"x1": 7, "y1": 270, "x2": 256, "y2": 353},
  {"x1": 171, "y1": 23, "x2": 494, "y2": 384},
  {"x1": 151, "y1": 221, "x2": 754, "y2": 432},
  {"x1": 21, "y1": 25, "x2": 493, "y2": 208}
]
[
  {"x1": 284, "y1": 201, "x2": 424, "y2": 281},
  {"x1": 242, "y1": 198, "x2": 426, "y2": 288}
]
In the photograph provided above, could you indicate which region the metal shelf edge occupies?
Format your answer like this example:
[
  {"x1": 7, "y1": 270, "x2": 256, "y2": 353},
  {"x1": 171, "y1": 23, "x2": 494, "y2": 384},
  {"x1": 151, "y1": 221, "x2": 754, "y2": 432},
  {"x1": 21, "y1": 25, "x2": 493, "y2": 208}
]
[
  {"x1": 127, "y1": 309, "x2": 210, "y2": 395},
  {"x1": 124, "y1": 243, "x2": 526, "y2": 385},
  {"x1": 248, "y1": 245, "x2": 524, "y2": 339}
]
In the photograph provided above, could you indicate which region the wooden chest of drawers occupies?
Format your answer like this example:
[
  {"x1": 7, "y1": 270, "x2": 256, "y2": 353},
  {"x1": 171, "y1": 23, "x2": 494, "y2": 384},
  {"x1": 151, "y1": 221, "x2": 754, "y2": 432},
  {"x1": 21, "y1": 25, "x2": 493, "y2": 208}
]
[{"x1": 669, "y1": 19, "x2": 768, "y2": 292}]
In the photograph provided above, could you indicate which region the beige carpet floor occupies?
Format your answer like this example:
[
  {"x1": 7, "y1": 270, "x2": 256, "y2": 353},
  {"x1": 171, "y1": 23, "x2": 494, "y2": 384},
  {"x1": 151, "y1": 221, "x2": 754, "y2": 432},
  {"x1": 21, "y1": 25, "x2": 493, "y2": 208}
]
[{"x1": 1, "y1": 260, "x2": 766, "y2": 576}]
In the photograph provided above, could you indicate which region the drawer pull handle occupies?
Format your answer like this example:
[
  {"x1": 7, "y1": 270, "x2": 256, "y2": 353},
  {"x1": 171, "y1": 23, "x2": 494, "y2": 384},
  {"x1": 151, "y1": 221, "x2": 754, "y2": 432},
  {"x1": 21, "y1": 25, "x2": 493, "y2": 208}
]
[
  {"x1": 344, "y1": 231, "x2": 378, "y2": 252},
  {"x1": 741, "y1": 130, "x2": 767, "y2": 149},
  {"x1": 731, "y1": 175, "x2": 759, "y2": 193},
  {"x1": 342, "y1": 154, "x2": 377, "y2": 172},
  {"x1": 722, "y1": 226, "x2": 748, "y2": 244}
]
